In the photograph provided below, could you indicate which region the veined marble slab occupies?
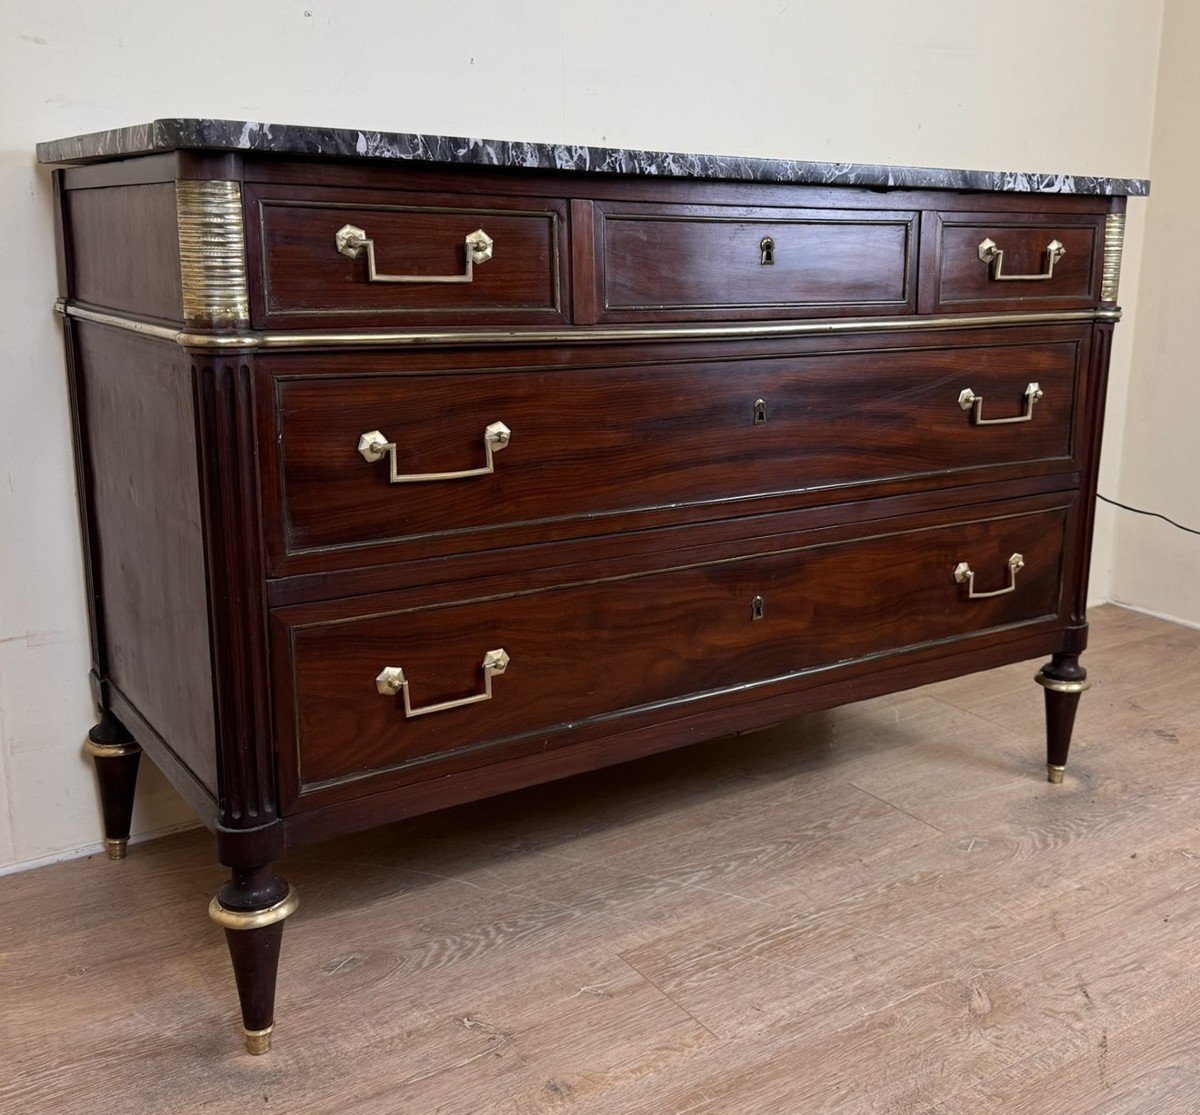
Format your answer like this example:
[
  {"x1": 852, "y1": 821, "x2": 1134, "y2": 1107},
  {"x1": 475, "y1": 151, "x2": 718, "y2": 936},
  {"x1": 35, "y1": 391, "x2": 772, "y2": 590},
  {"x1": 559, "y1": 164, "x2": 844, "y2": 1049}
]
[{"x1": 36, "y1": 118, "x2": 1150, "y2": 196}]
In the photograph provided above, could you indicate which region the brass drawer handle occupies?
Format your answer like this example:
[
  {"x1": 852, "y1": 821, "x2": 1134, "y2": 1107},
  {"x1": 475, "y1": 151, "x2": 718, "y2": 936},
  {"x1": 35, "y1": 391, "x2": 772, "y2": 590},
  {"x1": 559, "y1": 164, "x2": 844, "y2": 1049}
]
[
  {"x1": 335, "y1": 223, "x2": 494, "y2": 284},
  {"x1": 358, "y1": 421, "x2": 511, "y2": 483},
  {"x1": 953, "y1": 553, "x2": 1025, "y2": 599},
  {"x1": 977, "y1": 237, "x2": 1065, "y2": 282},
  {"x1": 376, "y1": 649, "x2": 510, "y2": 718},
  {"x1": 958, "y1": 381, "x2": 1043, "y2": 425}
]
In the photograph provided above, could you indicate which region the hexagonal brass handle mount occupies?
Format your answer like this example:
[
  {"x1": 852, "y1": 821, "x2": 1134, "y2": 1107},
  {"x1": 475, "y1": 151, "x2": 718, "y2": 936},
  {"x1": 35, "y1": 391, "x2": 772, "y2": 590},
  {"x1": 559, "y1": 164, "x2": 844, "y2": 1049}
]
[
  {"x1": 977, "y1": 237, "x2": 1065, "y2": 282},
  {"x1": 376, "y1": 649, "x2": 510, "y2": 718},
  {"x1": 953, "y1": 553, "x2": 1025, "y2": 600},
  {"x1": 335, "y1": 223, "x2": 493, "y2": 283},
  {"x1": 357, "y1": 421, "x2": 511, "y2": 484},
  {"x1": 958, "y1": 382, "x2": 1043, "y2": 426}
]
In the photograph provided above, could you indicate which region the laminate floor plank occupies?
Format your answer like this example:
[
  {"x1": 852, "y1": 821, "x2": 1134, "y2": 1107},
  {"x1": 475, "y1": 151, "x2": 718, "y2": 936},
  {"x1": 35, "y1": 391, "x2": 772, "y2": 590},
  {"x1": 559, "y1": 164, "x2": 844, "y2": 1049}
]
[{"x1": 3, "y1": 604, "x2": 1198, "y2": 1113}]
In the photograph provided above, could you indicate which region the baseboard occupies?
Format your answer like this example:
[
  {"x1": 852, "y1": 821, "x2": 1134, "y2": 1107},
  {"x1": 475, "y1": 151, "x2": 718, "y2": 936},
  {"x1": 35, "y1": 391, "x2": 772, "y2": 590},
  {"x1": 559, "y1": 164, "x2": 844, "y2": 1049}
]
[
  {"x1": 0, "y1": 819, "x2": 201, "y2": 877},
  {"x1": 1105, "y1": 597, "x2": 1200, "y2": 633}
]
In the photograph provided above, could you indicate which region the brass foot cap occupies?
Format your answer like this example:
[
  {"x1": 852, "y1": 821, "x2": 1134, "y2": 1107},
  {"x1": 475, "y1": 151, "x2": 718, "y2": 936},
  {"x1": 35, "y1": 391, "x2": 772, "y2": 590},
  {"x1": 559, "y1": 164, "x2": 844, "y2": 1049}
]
[
  {"x1": 104, "y1": 837, "x2": 129, "y2": 860},
  {"x1": 1047, "y1": 764, "x2": 1066, "y2": 785},
  {"x1": 244, "y1": 1025, "x2": 273, "y2": 1055}
]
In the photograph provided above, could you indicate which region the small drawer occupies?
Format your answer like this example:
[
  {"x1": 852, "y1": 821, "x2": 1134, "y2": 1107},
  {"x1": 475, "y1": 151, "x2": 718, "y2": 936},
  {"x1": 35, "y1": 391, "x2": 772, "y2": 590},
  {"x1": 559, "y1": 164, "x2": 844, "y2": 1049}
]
[
  {"x1": 582, "y1": 201, "x2": 917, "y2": 322},
  {"x1": 266, "y1": 333, "x2": 1083, "y2": 572},
  {"x1": 250, "y1": 186, "x2": 568, "y2": 327},
  {"x1": 922, "y1": 211, "x2": 1105, "y2": 312},
  {"x1": 274, "y1": 501, "x2": 1069, "y2": 806}
]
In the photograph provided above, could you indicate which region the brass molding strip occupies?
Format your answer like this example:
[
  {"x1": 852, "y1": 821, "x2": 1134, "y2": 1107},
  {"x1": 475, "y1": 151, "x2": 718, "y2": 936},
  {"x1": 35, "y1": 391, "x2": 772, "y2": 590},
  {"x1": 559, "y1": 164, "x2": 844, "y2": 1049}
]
[
  {"x1": 208, "y1": 884, "x2": 300, "y2": 931},
  {"x1": 59, "y1": 304, "x2": 1123, "y2": 350},
  {"x1": 176, "y1": 180, "x2": 249, "y2": 326},
  {"x1": 57, "y1": 301, "x2": 181, "y2": 342},
  {"x1": 1100, "y1": 213, "x2": 1126, "y2": 304}
]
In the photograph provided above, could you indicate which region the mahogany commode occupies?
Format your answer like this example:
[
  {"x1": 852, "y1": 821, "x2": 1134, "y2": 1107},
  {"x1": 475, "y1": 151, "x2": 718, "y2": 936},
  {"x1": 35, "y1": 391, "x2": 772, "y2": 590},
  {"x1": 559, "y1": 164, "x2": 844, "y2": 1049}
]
[{"x1": 38, "y1": 119, "x2": 1147, "y2": 1055}]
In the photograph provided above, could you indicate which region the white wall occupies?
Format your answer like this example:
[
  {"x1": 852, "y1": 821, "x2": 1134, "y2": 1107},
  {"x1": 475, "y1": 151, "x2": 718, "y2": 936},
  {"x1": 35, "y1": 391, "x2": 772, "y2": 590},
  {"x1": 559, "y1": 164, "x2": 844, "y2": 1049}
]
[
  {"x1": 1109, "y1": 0, "x2": 1200, "y2": 628},
  {"x1": 0, "y1": 0, "x2": 1164, "y2": 870}
]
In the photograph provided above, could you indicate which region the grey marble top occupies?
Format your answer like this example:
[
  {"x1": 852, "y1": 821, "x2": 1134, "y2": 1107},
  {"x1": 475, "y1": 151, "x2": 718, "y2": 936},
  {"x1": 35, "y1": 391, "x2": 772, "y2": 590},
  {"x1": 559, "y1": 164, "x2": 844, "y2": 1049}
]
[{"x1": 36, "y1": 118, "x2": 1150, "y2": 197}]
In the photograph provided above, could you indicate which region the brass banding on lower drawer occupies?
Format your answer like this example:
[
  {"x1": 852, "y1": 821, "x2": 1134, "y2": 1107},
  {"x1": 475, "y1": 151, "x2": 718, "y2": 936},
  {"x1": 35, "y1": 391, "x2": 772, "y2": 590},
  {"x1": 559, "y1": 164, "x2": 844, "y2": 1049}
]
[
  {"x1": 275, "y1": 502, "x2": 1069, "y2": 806},
  {"x1": 269, "y1": 336, "x2": 1083, "y2": 569}
]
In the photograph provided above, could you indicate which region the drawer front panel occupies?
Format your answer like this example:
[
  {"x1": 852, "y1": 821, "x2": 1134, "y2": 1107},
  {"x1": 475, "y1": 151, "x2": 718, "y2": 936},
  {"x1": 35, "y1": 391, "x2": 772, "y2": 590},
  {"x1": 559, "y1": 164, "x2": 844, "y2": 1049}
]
[
  {"x1": 924, "y1": 211, "x2": 1104, "y2": 312},
  {"x1": 590, "y1": 202, "x2": 917, "y2": 321},
  {"x1": 272, "y1": 338, "x2": 1081, "y2": 562},
  {"x1": 280, "y1": 503, "x2": 1068, "y2": 801},
  {"x1": 254, "y1": 190, "x2": 567, "y2": 326}
]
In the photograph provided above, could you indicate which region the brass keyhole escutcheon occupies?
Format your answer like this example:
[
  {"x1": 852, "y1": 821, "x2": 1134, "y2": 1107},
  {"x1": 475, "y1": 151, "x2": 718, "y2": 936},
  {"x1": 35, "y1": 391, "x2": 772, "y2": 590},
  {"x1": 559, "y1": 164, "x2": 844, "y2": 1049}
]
[
  {"x1": 751, "y1": 595, "x2": 765, "y2": 621},
  {"x1": 760, "y1": 236, "x2": 775, "y2": 265},
  {"x1": 753, "y1": 398, "x2": 767, "y2": 425}
]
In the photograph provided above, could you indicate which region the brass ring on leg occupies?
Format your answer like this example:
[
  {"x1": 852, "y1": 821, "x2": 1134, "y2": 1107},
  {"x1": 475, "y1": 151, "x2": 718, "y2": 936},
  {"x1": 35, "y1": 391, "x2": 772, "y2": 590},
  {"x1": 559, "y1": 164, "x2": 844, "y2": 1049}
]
[
  {"x1": 103, "y1": 837, "x2": 129, "y2": 860},
  {"x1": 1046, "y1": 764, "x2": 1067, "y2": 784},
  {"x1": 243, "y1": 1025, "x2": 274, "y2": 1055},
  {"x1": 83, "y1": 739, "x2": 142, "y2": 759},
  {"x1": 207, "y1": 885, "x2": 300, "y2": 931},
  {"x1": 1034, "y1": 673, "x2": 1093, "y2": 695}
]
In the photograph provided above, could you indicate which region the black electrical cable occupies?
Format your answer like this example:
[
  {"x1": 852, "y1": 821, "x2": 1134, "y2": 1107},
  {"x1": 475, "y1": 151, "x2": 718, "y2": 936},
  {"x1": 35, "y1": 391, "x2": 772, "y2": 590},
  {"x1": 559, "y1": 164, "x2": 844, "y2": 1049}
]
[{"x1": 1097, "y1": 493, "x2": 1200, "y2": 537}]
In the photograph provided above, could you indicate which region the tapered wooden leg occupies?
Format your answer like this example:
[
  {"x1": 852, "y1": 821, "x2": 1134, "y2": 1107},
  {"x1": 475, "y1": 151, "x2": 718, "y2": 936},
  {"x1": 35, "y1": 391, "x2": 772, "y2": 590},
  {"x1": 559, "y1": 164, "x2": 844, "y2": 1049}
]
[
  {"x1": 83, "y1": 709, "x2": 141, "y2": 859},
  {"x1": 1035, "y1": 653, "x2": 1091, "y2": 783},
  {"x1": 209, "y1": 865, "x2": 299, "y2": 1054}
]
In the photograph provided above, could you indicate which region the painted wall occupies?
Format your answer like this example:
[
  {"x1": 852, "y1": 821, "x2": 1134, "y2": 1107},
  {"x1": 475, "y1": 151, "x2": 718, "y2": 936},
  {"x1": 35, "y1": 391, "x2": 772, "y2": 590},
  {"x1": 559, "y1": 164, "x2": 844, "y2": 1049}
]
[
  {"x1": 0, "y1": 1, "x2": 1163, "y2": 870},
  {"x1": 1109, "y1": 0, "x2": 1200, "y2": 628}
]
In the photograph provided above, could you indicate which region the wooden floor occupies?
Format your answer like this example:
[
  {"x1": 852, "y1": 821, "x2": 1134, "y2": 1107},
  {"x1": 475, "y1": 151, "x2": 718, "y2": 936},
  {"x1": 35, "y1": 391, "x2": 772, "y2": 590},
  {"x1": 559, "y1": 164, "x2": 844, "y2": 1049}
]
[{"x1": 3, "y1": 605, "x2": 1200, "y2": 1114}]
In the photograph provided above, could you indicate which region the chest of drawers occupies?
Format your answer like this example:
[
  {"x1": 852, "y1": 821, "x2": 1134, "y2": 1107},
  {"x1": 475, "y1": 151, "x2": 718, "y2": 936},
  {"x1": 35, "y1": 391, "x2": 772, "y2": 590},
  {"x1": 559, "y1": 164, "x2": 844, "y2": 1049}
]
[{"x1": 38, "y1": 120, "x2": 1147, "y2": 1055}]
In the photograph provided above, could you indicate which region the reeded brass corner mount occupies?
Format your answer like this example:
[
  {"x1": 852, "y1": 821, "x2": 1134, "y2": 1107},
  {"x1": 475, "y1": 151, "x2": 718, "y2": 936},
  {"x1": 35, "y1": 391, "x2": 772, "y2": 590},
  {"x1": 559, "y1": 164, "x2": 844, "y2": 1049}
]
[
  {"x1": 176, "y1": 180, "x2": 250, "y2": 326},
  {"x1": 1101, "y1": 213, "x2": 1126, "y2": 304}
]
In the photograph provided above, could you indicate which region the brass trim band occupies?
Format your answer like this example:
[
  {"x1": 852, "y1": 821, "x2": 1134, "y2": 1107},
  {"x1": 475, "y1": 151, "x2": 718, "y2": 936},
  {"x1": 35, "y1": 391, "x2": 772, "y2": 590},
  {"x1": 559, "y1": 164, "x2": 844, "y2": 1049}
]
[
  {"x1": 1047, "y1": 764, "x2": 1067, "y2": 784},
  {"x1": 208, "y1": 885, "x2": 300, "y2": 931},
  {"x1": 1100, "y1": 213, "x2": 1126, "y2": 304},
  {"x1": 176, "y1": 180, "x2": 250, "y2": 325},
  {"x1": 58, "y1": 302, "x2": 1124, "y2": 351},
  {"x1": 243, "y1": 1025, "x2": 274, "y2": 1056},
  {"x1": 1034, "y1": 673, "x2": 1093, "y2": 695},
  {"x1": 83, "y1": 739, "x2": 142, "y2": 760}
]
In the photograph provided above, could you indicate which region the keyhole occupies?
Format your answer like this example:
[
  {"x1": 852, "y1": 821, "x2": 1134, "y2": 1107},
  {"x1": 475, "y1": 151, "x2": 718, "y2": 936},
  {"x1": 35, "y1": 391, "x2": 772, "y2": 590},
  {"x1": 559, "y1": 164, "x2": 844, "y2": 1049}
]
[
  {"x1": 751, "y1": 595, "x2": 765, "y2": 621},
  {"x1": 760, "y1": 236, "x2": 775, "y2": 266},
  {"x1": 753, "y1": 398, "x2": 767, "y2": 425}
]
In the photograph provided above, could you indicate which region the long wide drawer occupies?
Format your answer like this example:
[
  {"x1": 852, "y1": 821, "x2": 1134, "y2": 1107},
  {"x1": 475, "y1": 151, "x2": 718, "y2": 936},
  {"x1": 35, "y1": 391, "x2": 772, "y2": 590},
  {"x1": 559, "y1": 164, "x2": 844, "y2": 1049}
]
[
  {"x1": 269, "y1": 336, "x2": 1083, "y2": 567},
  {"x1": 274, "y1": 499, "x2": 1070, "y2": 806}
]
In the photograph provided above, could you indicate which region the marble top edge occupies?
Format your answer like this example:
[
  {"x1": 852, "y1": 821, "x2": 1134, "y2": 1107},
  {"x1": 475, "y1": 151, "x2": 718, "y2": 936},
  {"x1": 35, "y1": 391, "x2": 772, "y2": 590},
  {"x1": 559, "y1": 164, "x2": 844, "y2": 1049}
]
[{"x1": 35, "y1": 118, "x2": 1150, "y2": 197}]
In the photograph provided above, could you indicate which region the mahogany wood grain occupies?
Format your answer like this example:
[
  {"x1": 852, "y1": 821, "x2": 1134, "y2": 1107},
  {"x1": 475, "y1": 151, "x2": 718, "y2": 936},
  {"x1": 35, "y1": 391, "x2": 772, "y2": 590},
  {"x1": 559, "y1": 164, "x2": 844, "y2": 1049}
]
[
  {"x1": 271, "y1": 337, "x2": 1081, "y2": 561},
  {"x1": 63, "y1": 183, "x2": 183, "y2": 321},
  {"x1": 921, "y1": 210, "x2": 1105, "y2": 313},
  {"x1": 192, "y1": 357, "x2": 279, "y2": 848},
  {"x1": 248, "y1": 183, "x2": 569, "y2": 328},
  {"x1": 277, "y1": 501, "x2": 1069, "y2": 806},
  {"x1": 279, "y1": 619, "x2": 1071, "y2": 847},
  {"x1": 72, "y1": 324, "x2": 217, "y2": 791},
  {"x1": 589, "y1": 201, "x2": 916, "y2": 321}
]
